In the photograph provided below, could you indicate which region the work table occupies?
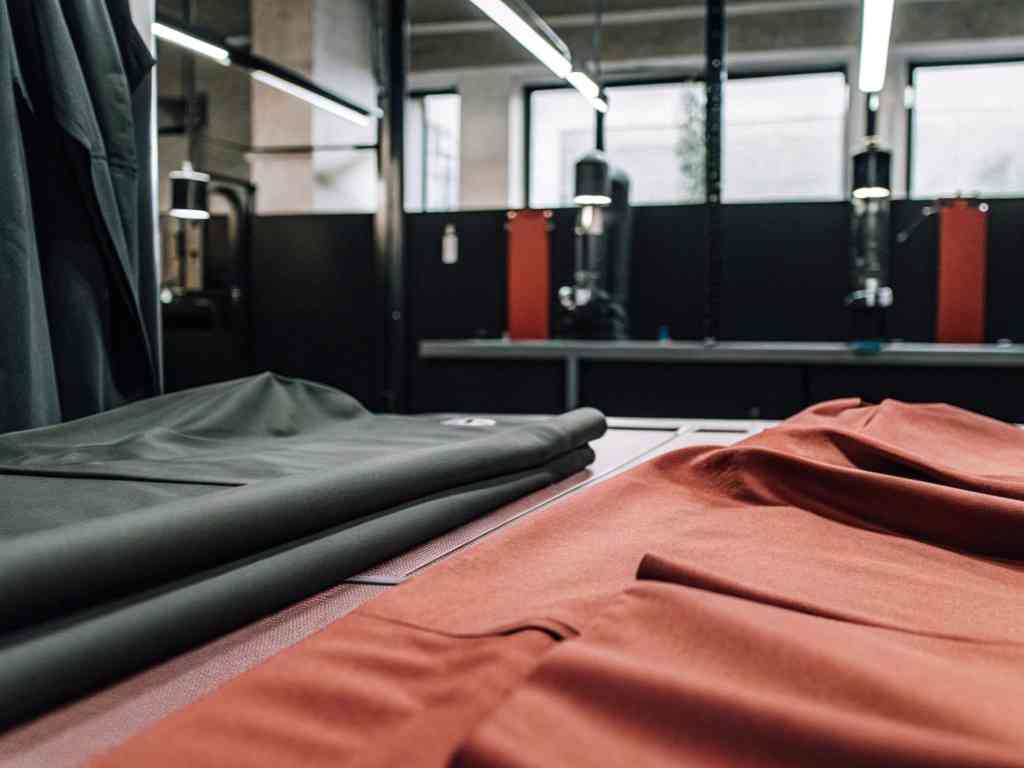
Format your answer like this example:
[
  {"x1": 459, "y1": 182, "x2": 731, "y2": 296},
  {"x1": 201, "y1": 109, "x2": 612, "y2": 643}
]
[
  {"x1": 420, "y1": 339, "x2": 1024, "y2": 367},
  {"x1": 417, "y1": 340, "x2": 1024, "y2": 418}
]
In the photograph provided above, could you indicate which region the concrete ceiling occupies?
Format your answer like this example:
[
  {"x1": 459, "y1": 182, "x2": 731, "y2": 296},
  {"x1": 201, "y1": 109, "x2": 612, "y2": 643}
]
[
  {"x1": 156, "y1": 0, "x2": 250, "y2": 38},
  {"x1": 409, "y1": 0, "x2": 710, "y2": 25},
  {"x1": 152, "y1": 1, "x2": 1024, "y2": 76},
  {"x1": 409, "y1": 0, "x2": 1024, "y2": 72}
]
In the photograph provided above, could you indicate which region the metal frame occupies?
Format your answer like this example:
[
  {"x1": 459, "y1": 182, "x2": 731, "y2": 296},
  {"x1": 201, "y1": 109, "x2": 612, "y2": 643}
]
[
  {"x1": 153, "y1": 14, "x2": 380, "y2": 123},
  {"x1": 408, "y1": 88, "x2": 461, "y2": 213},
  {"x1": 704, "y1": 0, "x2": 725, "y2": 341},
  {"x1": 905, "y1": 56, "x2": 1024, "y2": 199},
  {"x1": 374, "y1": 0, "x2": 408, "y2": 413}
]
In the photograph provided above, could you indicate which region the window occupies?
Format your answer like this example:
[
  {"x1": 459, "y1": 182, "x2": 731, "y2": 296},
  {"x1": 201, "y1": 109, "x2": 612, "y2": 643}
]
[
  {"x1": 528, "y1": 87, "x2": 595, "y2": 208},
  {"x1": 526, "y1": 71, "x2": 847, "y2": 207},
  {"x1": 910, "y1": 61, "x2": 1024, "y2": 199},
  {"x1": 406, "y1": 92, "x2": 461, "y2": 212},
  {"x1": 604, "y1": 82, "x2": 706, "y2": 205},
  {"x1": 528, "y1": 82, "x2": 703, "y2": 207},
  {"x1": 724, "y1": 72, "x2": 847, "y2": 202}
]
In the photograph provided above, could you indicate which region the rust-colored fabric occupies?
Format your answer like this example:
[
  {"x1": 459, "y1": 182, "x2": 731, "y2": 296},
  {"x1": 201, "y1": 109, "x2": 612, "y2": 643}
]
[
  {"x1": 506, "y1": 210, "x2": 550, "y2": 340},
  {"x1": 96, "y1": 399, "x2": 1024, "y2": 766},
  {"x1": 456, "y1": 581, "x2": 1024, "y2": 768},
  {"x1": 96, "y1": 613, "x2": 556, "y2": 768},
  {"x1": 936, "y1": 199, "x2": 988, "y2": 343}
]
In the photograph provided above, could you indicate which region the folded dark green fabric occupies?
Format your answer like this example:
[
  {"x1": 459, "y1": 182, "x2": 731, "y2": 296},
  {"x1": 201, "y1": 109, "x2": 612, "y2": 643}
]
[{"x1": 0, "y1": 373, "x2": 604, "y2": 728}]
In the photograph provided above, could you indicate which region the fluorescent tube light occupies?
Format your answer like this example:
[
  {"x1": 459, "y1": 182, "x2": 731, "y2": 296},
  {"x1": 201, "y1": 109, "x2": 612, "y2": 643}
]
[
  {"x1": 857, "y1": 0, "x2": 894, "y2": 93},
  {"x1": 153, "y1": 22, "x2": 230, "y2": 64},
  {"x1": 251, "y1": 70, "x2": 371, "y2": 127},
  {"x1": 573, "y1": 194, "x2": 612, "y2": 206},
  {"x1": 567, "y1": 71, "x2": 599, "y2": 100},
  {"x1": 169, "y1": 208, "x2": 212, "y2": 221},
  {"x1": 566, "y1": 71, "x2": 609, "y2": 113},
  {"x1": 852, "y1": 186, "x2": 891, "y2": 200},
  {"x1": 468, "y1": 0, "x2": 572, "y2": 78}
]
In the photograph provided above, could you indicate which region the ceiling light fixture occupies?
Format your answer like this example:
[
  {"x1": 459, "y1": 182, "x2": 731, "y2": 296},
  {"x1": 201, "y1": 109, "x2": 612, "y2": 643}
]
[
  {"x1": 153, "y1": 20, "x2": 379, "y2": 126},
  {"x1": 857, "y1": 0, "x2": 894, "y2": 93},
  {"x1": 852, "y1": 186, "x2": 891, "y2": 200},
  {"x1": 468, "y1": 0, "x2": 572, "y2": 78},
  {"x1": 852, "y1": 140, "x2": 892, "y2": 201},
  {"x1": 567, "y1": 71, "x2": 608, "y2": 113},
  {"x1": 251, "y1": 70, "x2": 372, "y2": 127},
  {"x1": 153, "y1": 22, "x2": 230, "y2": 64},
  {"x1": 169, "y1": 162, "x2": 211, "y2": 221}
]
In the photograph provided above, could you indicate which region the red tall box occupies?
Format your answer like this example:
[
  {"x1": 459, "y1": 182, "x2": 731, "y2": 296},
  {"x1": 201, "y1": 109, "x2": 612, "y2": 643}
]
[
  {"x1": 936, "y1": 199, "x2": 988, "y2": 344},
  {"x1": 506, "y1": 210, "x2": 551, "y2": 340}
]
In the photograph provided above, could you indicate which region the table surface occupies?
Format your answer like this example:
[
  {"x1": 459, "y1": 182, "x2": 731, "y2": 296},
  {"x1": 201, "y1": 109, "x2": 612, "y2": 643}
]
[
  {"x1": 0, "y1": 420, "x2": 763, "y2": 768},
  {"x1": 420, "y1": 339, "x2": 1024, "y2": 366}
]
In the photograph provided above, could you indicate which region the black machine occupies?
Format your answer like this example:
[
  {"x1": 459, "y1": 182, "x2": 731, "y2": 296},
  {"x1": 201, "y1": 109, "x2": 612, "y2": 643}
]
[
  {"x1": 846, "y1": 138, "x2": 894, "y2": 341},
  {"x1": 557, "y1": 150, "x2": 633, "y2": 339}
]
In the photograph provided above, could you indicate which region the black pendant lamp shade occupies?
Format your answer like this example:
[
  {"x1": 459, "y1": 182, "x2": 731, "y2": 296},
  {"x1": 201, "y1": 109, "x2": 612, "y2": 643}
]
[
  {"x1": 169, "y1": 162, "x2": 211, "y2": 220},
  {"x1": 852, "y1": 143, "x2": 892, "y2": 200},
  {"x1": 574, "y1": 149, "x2": 612, "y2": 206}
]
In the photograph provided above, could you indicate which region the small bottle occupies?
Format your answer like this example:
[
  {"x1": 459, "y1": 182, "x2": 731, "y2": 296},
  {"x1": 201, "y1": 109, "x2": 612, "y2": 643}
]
[{"x1": 442, "y1": 224, "x2": 458, "y2": 265}]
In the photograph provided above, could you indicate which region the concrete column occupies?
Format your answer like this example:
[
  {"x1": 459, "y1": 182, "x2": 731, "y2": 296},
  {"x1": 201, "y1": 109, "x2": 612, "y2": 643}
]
[
  {"x1": 311, "y1": 0, "x2": 378, "y2": 212},
  {"x1": 251, "y1": 0, "x2": 315, "y2": 213},
  {"x1": 251, "y1": 0, "x2": 378, "y2": 214},
  {"x1": 458, "y1": 71, "x2": 518, "y2": 210}
]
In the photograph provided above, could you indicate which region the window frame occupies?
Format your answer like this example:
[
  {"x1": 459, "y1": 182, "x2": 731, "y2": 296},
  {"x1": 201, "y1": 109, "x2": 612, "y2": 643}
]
[
  {"x1": 408, "y1": 87, "x2": 460, "y2": 213},
  {"x1": 523, "y1": 66, "x2": 848, "y2": 209},
  {"x1": 906, "y1": 57, "x2": 1024, "y2": 200}
]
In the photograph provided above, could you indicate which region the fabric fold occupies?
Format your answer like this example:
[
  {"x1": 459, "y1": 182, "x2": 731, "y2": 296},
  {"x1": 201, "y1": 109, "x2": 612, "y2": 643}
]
[
  {"x1": 92, "y1": 397, "x2": 1024, "y2": 767},
  {"x1": 4, "y1": 0, "x2": 157, "y2": 426},
  {"x1": 0, "y1": 374, "x2": 604, "y2": 727}
]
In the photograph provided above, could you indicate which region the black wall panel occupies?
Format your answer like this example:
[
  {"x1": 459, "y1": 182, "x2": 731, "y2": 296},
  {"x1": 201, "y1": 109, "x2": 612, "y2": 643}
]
[
  {"x1": 579, "y1": 361, "x2": 806, "y2": 419},
  {"x1": 250, "y1": 214, "x2": 376, "y2": 406},
  {"x1": 888, "y1": 200, "x2": 939, "y2": 342},
  {"x1": 719, "y1": 203, "x2": 849, "y2": 341},
  {"x1": 407, "y1": 210, "x2": 508, "y2": 340},
  {"x1": 405, "y1": 208, "x2": 579, "y2": 342},
  {"x1": 886, "y1": 198, "x2": 1024, "y2": 343},
  {"x1": 235, "y1": 200, "x2": 1022, "y2": 416},
  {"x1": 412, "y1": 360, "x2": 565, "y2": 414},
  {"x1": 984, "y1": 199, "x2": 1024, "y2": 344},
  {"x1": 406, "y1": 199, "x2": 1023, "y2": 347},
  {"x1": 628, "y1": 206, "x2": 708, "y2": 340}
]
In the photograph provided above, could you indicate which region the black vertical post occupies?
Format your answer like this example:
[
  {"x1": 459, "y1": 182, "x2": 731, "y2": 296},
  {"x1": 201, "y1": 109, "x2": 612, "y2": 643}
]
[
  {"x1": 375, "y1": 0, "x2": 407, "y2": 412},
  {"x1": 703, "y1": 0, "x2": 725, "y2": 342},
  {"x1": 595, "y1": 96, "x2": 606, "y2": 151},
  {"x1": 865, "y1": 92, "x2": 879, "y2": 137}
]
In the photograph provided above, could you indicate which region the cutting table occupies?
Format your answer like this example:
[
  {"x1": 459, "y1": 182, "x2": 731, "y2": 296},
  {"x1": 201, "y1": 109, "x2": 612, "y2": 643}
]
[{"x1": 0, "y1": 418, "x2": 766, "y2": 767}]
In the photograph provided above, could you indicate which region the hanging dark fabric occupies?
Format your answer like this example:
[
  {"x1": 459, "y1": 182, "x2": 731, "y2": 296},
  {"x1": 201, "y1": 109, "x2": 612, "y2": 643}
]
[
  {"x1": 0, "y1": 0, "x2": 159, "y2": 434},
  {"x1": 0, "y1": 0, "x2": 62, "y2": 432}
]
